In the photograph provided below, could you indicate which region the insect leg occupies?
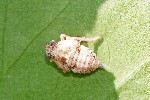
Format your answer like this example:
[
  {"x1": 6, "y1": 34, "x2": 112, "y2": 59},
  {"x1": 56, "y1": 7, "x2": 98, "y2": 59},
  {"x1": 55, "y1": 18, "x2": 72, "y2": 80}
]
[
  {"x1": 60, "y1": 34, "x2": 72, "y2": 40},
  {"x1": 60, "y1": 34, "x2": 102, "y2": 42},
  {"x1": 72, "y1": 35, "x2": 102, "y2": 42}
]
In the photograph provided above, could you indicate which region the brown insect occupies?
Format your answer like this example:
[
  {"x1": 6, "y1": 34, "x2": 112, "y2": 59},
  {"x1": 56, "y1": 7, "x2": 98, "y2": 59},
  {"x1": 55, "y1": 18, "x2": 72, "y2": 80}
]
[{"x1": 45, "y1": 34, "x2": 108, "y2": 74}]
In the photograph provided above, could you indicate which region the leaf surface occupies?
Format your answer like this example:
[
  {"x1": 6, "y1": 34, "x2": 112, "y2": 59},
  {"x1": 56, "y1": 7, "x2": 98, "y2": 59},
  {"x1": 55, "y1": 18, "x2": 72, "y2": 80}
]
[{"x1": 0, "y1": 0, "x2": 149, "y2": 100}]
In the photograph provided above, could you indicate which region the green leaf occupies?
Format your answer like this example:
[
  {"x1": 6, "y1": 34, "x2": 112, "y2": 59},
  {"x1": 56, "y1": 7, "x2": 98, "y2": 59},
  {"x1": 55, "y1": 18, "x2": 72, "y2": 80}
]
[
  {"x1": 0, "y1": 0, "x2": 149, "y2": 100},
  {"x1": 117, "y1": 62, "x2": 150, "y2": 100}
]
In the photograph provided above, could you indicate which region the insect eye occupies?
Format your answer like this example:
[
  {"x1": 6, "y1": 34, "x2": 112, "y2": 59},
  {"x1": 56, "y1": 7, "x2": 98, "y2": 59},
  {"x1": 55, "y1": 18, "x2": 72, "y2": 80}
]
[
  {"x1": 45, "y1": 41, "x2": 56, "y2": 58},
  {"x1": 48, "y1": 41, "x2": 55, "y2": 47}
]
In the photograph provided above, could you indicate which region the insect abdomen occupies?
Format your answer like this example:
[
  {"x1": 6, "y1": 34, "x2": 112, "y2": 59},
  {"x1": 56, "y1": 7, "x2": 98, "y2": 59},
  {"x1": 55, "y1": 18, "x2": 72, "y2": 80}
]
[
  {"x1": 51, "y1": 40, "x2": 100, "y2": 74},
  {"x1": 69, "y1": 45, "x2": 100, "y2": 74}
]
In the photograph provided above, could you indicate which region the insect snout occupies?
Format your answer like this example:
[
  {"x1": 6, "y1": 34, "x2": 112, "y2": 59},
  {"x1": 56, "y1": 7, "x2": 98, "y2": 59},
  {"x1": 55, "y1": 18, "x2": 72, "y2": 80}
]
[{"x1": 45, "y1": 40, "x2": 56, "y2": 58}]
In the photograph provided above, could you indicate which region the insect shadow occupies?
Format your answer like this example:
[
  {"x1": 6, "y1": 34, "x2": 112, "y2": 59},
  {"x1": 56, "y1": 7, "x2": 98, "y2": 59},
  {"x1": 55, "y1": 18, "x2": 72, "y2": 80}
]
[
  {"x1": 44, "y1": 45, "x2": 118, "y2": 99},
  {"x1": 64, "y1": 68, "x2": 118, "y2": 99},
  {"x1": 45, "y1": 57, "x2": 118, "y2": 99}
]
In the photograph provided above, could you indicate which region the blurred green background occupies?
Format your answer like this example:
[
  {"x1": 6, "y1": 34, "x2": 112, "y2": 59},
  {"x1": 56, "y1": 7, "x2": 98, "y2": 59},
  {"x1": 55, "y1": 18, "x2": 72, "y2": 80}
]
[{"x1": 0, "y1": 0, "x2": 149, "y2": 100}]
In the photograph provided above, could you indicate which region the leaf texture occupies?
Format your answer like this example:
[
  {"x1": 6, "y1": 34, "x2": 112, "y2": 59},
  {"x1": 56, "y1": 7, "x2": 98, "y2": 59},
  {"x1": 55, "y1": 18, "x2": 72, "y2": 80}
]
[{"x1": 0, "y1": 0, "x2": 149, "y2": 100}]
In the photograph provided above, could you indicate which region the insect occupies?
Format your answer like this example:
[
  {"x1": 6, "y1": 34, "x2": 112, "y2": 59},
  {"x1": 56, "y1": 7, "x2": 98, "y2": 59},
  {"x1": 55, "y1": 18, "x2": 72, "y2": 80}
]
[{"x1": 45, "y1": 34, "x2": 108, "y2": 74}]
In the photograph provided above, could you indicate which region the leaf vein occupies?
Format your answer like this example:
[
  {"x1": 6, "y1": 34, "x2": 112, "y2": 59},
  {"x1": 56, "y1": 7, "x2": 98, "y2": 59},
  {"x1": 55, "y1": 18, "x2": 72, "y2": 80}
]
[
  {"x1": 106, "y1": 40, "x2": 111, "y2": 64},
  {"x1": 116, "y1": 58, "x2": 150, "y2": 90},
  {"x1": 2, "y1": 0, "x2": 8, "y2": 75},
  {"x1": 5, "y1": 1, "x2": 71, "y2": 75}
]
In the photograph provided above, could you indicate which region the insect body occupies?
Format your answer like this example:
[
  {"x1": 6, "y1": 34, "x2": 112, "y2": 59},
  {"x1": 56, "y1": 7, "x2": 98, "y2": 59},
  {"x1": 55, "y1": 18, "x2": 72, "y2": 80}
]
[{"x1": 45, "y1": 34, "x2": 107, "y2": 74}]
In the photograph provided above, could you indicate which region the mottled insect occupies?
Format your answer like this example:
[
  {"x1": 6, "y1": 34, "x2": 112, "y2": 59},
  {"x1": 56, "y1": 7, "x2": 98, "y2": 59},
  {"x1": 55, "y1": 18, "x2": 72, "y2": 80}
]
[{"x1": 45, "y1": 34, "x2": 108, "y2": 74}]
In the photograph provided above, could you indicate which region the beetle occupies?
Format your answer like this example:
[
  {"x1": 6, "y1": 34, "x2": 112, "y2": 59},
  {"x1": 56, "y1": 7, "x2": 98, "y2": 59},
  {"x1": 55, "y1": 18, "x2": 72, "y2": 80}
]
[{"x1": 45, "y1": 34, "x2": 108, "y2": 74}]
